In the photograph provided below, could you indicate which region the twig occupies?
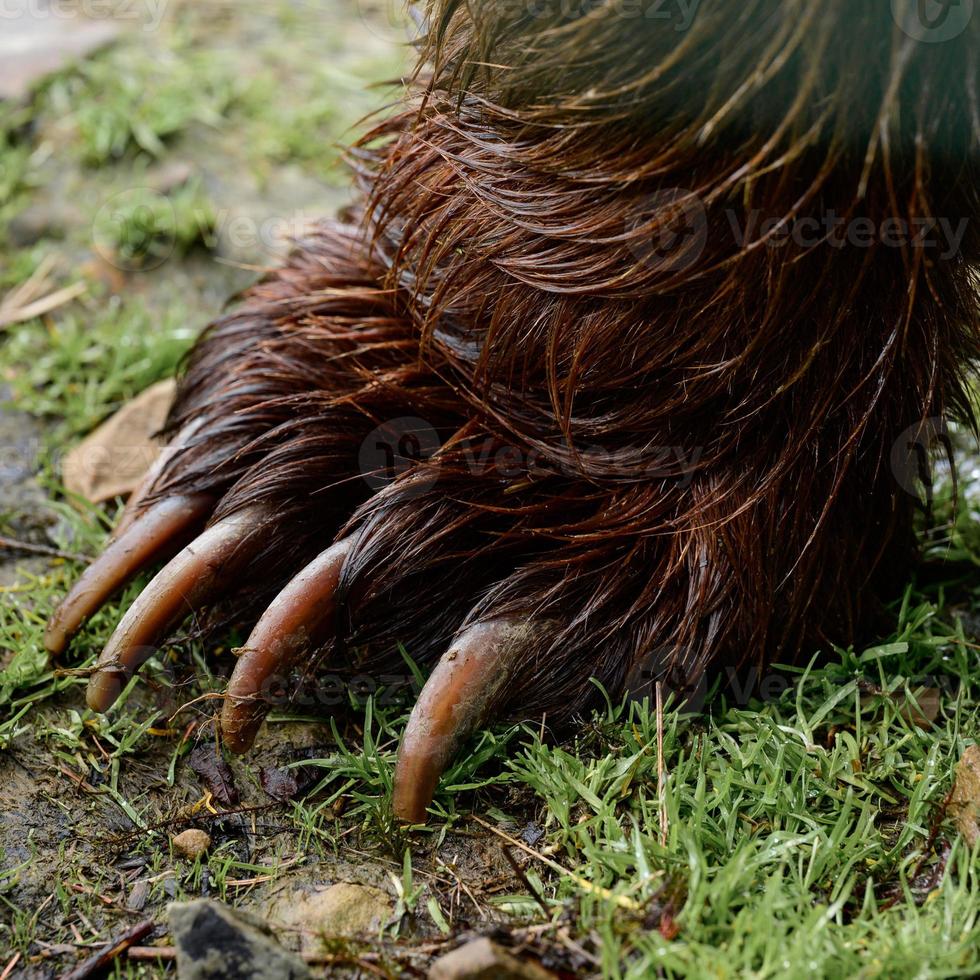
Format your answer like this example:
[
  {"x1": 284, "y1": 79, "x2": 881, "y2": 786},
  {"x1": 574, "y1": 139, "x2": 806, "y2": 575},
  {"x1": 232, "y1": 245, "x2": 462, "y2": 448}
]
[
  {"x1": 60, "y1": 919, "x2": 155, "y2": 980},
  {"x1": 656, "y1": 680, "x2": 668, "y2": 847},
  {"x1": 0, "y1": 953, "x2": 21, "y2": 980},
  {"x1": 501, "y1": 844, "x2": 551, "y2": 916},
  {"x1": 555, "y1": 926, "x2": 601, "y2": 967},
  {"x1": 0, "y1": 535, "x2": 89, "y2": 563},
  {"x1": 126, "y1": 946, "x2": 175, "y2": 962},
  {"x1": 472, "y1": 814, "x2": 640, "y2": 911},
  {"x1": 301, "y1": 954, "x2": 393, "y2": 977},
  {"x1": 0, "y1": 281, "x2": 87, "y2": 329},
  {"x1": 1, "y1": 253, "x2": 57, "y2": 310},
  {"x1": 70, "y1": 883, "x2": 116, "y2": 908},
  {"x1": 435, "y1": 858, "x2": 483, "y2": 916}
]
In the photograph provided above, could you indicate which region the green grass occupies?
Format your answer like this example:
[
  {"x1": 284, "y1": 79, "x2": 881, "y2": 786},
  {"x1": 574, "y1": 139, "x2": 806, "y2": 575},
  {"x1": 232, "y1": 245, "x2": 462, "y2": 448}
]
[
  {"x1": 39, "y1": 36, "x2": 242, "y2": 166},
  {"x1": 90, "y1": 178, "x2": 216, "y2": 271},
  {"x1": 236, "y1": 58, "x2": 404, "y2": 185},
  {"x1": 0, "y1": 104, "x2": 41, "y2": 233},
  {"x1": 266, "y1": 581, "x2": 980, "y2": 977},
  {"x1": 1, "y1": 3, "x2": 979, "y2": 978},
  {"x1": 4, "y1": 294, "x2": 196, "y2": 440},
  {"x1": 2, "y1": 450, "x2": 979, "y2": 978}
]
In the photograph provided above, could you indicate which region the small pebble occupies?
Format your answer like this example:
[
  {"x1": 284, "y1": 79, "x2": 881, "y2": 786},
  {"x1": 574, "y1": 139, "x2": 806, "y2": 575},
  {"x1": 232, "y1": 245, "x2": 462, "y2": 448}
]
[
  {"x1": 428, "y1": 938, "x2": 556, "y2": 980},
  {"x1": 172, "y1": 829, "x2": 211, "y2": 860}
]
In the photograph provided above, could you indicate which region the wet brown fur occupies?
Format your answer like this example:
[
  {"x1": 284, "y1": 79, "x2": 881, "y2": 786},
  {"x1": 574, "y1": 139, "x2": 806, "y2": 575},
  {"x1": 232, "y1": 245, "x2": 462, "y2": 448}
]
[{"x1": 151, "y1": 0, "x2": 979, "y2": 720}]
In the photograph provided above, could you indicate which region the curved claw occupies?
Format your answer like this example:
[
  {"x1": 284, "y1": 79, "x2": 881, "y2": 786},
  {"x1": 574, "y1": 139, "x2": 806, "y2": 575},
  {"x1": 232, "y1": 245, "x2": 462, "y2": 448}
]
[
  {"x1": 45, "y1": 494, "x2": 213, "y2": 657},
  {"x1": 392, "y1": 616, "x2": 534, "y2": 824},
  {"x1": 86, "y1": 505, "x2": 271, "y2": 713},
  {"x1": 221, "y1": 537, "x2": 353, "y2": 753}
]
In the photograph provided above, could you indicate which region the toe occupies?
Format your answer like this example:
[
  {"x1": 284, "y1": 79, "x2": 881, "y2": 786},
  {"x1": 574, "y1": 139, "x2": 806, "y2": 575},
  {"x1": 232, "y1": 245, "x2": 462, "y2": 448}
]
[
  {"x1": 392, "y1": 616, "x2": 540, "y2": 823},
  {"x1": 86, "y1": 505, "x2": 272, "y2": 712},
  {"x1": 45, "y1": 494, "x2": 212, "y2": 657},
  {"x1": 221, "y1": 537, "x2": 352, "y2": 753}
]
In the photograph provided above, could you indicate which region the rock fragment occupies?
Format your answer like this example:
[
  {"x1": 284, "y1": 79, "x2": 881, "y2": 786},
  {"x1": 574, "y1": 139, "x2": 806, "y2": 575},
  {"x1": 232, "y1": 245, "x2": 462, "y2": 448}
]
[
  {"x1": 269, "y1": 881, "x2": 391, "y2": 955},
  {"x1": 171, "y1": 829, "x2": 211, "y2": 860},
  {"x1": 169, "y1": 899, "x2": 309, "y2": 980},
  {"x1": 428, "y1": 937, "x2": 557, "y2": 980}
]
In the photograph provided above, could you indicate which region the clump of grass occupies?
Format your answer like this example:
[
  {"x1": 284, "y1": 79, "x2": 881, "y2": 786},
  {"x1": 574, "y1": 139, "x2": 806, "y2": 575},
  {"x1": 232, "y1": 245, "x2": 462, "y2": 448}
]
[
  {"x1": 0, "y1": 244, "x2": 48, "y2": 293},
  {"x1": 3, "y1": 294, "x2": 196, "y2": 438},
  {"x1": 0, "y1": 104, "x2": 42, "y2": 232},
  {"x1": 91, "y1": 179, "x2": 216, "y2": 270},
  {"x1": 483, "y1": 578, "x2": 980, "y2": 976},
  {"x1": 41, "y1": 39, "x2": 241, "y2": 165}
]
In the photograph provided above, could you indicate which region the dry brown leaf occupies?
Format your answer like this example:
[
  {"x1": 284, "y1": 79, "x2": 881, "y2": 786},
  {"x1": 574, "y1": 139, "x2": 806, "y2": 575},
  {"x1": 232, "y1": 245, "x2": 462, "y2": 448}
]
[
  {"x1": 899, "y1": 687, "x2": 941, "y2": 730},
  {"x1": 0, "y1": 281, "x2": 88, "y2": 329},
  {"x1": 949, "y1": 745, "x2": 980, "y2": 847},
  {"x1": 859, "y1": 686, "x2": 941, "y2": 730},
  {"x1": 62, "y1": 379, "x2": 176, "y2": 504}
]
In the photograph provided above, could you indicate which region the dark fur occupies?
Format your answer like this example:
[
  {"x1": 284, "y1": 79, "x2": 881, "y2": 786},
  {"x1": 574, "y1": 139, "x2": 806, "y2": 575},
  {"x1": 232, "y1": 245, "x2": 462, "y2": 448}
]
[{"x1": 153, "y1": 0, "x2": 979, "y2": 720}]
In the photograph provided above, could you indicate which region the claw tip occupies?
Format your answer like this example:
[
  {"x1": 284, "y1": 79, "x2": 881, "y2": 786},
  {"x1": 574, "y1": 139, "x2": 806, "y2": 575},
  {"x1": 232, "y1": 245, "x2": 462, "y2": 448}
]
[{"x1": 86, "y1": 672, "x2": 123, "y2": 713}]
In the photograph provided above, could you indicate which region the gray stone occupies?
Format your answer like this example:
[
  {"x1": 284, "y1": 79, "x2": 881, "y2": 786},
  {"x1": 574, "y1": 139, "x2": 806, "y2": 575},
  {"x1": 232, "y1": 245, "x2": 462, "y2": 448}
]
[
  {"x1": 169, "y1": 899, "x2": 309, "y2": 980},
  {"x1": 0, "y1": 1, "x2": 121, "y2": 102},
  {"x1": 428, "y1": 938, "x2": 557, "y2": 980}
]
